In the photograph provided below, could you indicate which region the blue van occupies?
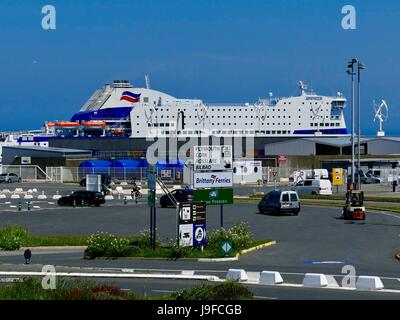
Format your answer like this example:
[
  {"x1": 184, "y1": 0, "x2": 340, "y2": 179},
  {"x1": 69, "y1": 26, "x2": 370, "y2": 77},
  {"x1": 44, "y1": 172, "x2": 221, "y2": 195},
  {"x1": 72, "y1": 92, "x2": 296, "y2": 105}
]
[{"x1": 258, "y1": 190, "x2": 300, "y2": 216}]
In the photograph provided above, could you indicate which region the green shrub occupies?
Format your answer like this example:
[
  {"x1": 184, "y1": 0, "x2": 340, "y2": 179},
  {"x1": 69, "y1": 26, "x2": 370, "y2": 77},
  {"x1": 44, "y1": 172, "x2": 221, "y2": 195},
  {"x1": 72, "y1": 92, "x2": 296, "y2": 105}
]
[
  {"x1": 207, "y1": 222, "x2": 252, "y2": 251},
  {"x1": 85, "y1": 232, "x2": 130, "y2": 258},
  {"x1": 136, "y1": 229, "x2": 161, "y2": 248},
  {"x1": 171, "y1": 281, "x2": 253, "y2": 300},
  {"x1": 0, "y1": 225, "x2": 28, "y2": 251},
  {"x1": 104, "y1": 238, "x2": 130, "y2": 257},
  {"x1": 168, "y1": 245, "x2": 194, "y2": 259}
]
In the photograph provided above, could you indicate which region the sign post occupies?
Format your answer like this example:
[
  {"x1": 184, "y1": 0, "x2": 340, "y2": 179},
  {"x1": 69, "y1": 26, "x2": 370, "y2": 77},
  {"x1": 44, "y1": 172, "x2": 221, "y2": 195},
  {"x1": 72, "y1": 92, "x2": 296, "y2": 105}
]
[
  {"x1": 178, "y1": 202, "x2": 207, "y2": 247},
  {"x1": 147, "y1": 164, "x2": 157, "y2": 250},
  {"x1": 193, "y1": 145, "x2": 233, "y2": 229},
  {"x1": 332, "y1": 168, "x2": 343, "y2": 194}
]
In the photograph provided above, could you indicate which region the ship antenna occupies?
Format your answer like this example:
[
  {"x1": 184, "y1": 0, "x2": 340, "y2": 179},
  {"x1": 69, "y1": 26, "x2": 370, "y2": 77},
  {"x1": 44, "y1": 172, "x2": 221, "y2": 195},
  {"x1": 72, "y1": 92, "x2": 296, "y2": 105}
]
[
  {"x1": 145, "y1": 74, "x2": 151, "y2": 89},
  {"x1": 298, "y1": 81, "x2": 307, "y2": 95}
]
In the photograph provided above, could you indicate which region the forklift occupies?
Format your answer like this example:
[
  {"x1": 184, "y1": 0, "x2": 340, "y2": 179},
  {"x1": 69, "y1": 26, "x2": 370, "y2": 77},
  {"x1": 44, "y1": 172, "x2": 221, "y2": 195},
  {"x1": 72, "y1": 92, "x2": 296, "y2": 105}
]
[{"x1": 343, "y1": 189, "x2": 366, "y2": 220}]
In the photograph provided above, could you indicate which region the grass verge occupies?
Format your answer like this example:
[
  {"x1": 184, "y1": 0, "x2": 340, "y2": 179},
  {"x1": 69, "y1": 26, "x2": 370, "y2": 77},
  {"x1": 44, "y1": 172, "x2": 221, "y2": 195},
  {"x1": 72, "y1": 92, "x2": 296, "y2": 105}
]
[
  {"x1": 84, "y1": 239, "x2": 273, "y2": 260},
  {"x1": 0, "y1": 278, "x2": 253, "y2": 300},
  {"x1": 236, "y1": 194, "x2": 400, "y2": 203}
]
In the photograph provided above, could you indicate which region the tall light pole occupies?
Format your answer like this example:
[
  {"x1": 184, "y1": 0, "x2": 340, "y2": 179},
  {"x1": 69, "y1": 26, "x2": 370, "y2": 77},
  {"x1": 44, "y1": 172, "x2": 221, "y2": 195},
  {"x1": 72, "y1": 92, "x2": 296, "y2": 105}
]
[
  {"x1": 347, "y1": 58, "x2": 357, "y2": 186},
  {"x1": 357, "y1": 61, "x2": 366, "y2": 189}
]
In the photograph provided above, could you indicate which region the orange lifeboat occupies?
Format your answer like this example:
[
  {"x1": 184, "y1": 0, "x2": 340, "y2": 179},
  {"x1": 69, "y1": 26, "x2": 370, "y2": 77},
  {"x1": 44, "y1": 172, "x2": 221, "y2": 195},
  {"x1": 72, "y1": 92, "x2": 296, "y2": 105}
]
[
  {"x1": 82, "y1": 120, "x2": 107, "y2": 127},
  {"x1": 54, "y1": 121, "x2": 80, "y2": 127},
  {"x1": 46, "y1": 122, "x2": 56, "y2": 127},
  {"x1": 110, "y1": 128, "x2": 125, "y2": 135}
]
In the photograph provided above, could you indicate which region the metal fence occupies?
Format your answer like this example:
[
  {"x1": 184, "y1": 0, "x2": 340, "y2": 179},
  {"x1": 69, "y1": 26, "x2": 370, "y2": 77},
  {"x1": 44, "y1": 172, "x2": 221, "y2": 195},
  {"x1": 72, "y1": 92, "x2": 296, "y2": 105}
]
[
  {"x1": 45, "y1": 167, "x2": 183, "y2": 184},
  {"x1": 0, "y1": 165, "x2": 50, "y2": 181}
]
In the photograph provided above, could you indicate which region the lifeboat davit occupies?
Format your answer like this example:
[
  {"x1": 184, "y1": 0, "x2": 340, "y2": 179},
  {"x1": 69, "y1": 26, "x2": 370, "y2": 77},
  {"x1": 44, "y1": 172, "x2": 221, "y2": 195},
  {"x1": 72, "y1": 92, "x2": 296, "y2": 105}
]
[{"x1": 82, "y1": 120, "x2": 107, "y2": 127}]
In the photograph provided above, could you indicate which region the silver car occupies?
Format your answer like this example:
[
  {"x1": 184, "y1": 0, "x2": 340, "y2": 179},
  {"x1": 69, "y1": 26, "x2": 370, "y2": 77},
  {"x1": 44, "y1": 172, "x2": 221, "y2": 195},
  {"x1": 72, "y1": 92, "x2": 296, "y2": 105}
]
[{"x1": 0, "y1": 173, "x2": 21, "y2": 183}]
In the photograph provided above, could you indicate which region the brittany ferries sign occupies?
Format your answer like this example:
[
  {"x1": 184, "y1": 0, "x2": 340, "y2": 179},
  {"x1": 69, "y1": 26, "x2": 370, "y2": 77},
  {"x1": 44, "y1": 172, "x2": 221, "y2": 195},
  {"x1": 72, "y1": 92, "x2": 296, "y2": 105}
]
[{"x1": 193, "y1": 171, "x2": 233, "y2": 188}]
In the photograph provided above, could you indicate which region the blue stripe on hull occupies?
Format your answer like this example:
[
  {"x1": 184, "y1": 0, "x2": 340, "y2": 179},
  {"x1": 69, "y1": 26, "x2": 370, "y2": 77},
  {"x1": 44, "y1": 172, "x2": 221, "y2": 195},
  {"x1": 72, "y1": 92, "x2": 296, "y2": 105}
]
[
  {"x1": 293, "y1": 128, "x2": 347, "y2": 135},
  {"x1": 71, "y1": 107, "x2": 133, "y2": 122}
]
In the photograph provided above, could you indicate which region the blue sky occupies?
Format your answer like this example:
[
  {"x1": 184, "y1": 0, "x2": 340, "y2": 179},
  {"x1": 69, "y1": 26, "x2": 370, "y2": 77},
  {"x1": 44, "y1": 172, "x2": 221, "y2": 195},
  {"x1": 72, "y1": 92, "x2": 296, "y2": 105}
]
[{"x1": 0, "y1": 0, "x2": 399, "y2": 134}]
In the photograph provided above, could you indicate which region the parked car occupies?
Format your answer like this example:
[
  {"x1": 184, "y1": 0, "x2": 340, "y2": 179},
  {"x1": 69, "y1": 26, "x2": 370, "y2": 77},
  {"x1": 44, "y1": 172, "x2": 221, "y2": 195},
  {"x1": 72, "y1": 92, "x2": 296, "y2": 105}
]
[
  {"x1": 258, "y1": 190, "x2": 300, "y2": 215},
  {"x1": 347, "y1": 171, "x2": 381, "y2": 184},
  {"x1": 294, "y1": 179, "x2": 332, "y2": 195},
  {"x1": 0, "y1": 173, "x2": 21, "y2": 183},
  {"x1": 365, "y1": 172, "x2": 381, "y2": 184},
  {"x1": 57, "y1": 191, "x2": 105, "y2": 207},
  {"x1": 160, "y1": 189, "x2": 193, "y2": 208},
  {"x1": 79, "y1": 174, "x2": 112, "y2": 187}
]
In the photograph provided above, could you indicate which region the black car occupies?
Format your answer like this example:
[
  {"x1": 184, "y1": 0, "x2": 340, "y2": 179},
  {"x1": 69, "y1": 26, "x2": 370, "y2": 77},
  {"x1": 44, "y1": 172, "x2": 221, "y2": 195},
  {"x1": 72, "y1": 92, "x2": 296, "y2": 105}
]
[
  {"x1": 57, "y1": 191, "x2": 105, "y2": 207},
  {"x1": 160, "y1": 189, "x2": 193, "y2": 208},
  {"x1": 79, "y1": 174, "x2": 112, "y2": 187}
]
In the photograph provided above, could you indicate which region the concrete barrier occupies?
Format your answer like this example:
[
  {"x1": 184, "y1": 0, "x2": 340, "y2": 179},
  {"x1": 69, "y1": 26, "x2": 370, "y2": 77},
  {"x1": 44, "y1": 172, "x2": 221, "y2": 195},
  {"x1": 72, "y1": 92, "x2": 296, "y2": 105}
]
[
  {"x1": 105, "y1": 195, "x2": 114, "y2": 200},
  {"x1": 226, "y1": 269, "x2": 248, "y2": 281},
  {"x1": 10, "y1": 194, "x2": 20, "y2": 199},
  {"x1": 302, "y1": 273, "x2": 329, "y2": 287},
  {"x1": 356, "y1": 276, "x2": 384, "y2": 290},
  {"x1": 37, "y1": 193, "x2": 47, "y2": 200},
  {"x1": 260, "y1": 271, "x2": 284, "y2": 285},
  {"x1": 116, "y1": 186, "x2": 124, "y2": 194}
]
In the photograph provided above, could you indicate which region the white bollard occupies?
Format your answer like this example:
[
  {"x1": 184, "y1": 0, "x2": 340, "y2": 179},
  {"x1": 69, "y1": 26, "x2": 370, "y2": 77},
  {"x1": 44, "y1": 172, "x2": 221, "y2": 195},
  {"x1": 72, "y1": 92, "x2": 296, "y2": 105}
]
[
  {"x1": 302, "y1": 273, "x2": 329, "y2": 287},
  {"x1": 38, "y1": 192, "x2": 47, "y2": 200},
  {"x1": 356, "y1": 276, "x2": 384, "y2": 290},
  {"x1": 260, "y1": 271, "x2": 284, "y2": 285},
  {"x1": 226, "y1": 269, "x2": 248, "y2": 281},
  {"x1": 116, "y1": 186, "x2": 124, "y2": 194}
]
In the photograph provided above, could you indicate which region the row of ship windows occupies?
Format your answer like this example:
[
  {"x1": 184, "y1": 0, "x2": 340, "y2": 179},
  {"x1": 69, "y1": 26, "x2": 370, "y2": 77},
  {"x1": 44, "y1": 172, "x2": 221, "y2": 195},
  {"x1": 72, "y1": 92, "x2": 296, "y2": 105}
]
[
  {"x1": 149, "y1": 102, "x2": 339, "y2": 114},
  {"x1": 145, "y1": 130, "x2": 294, "y2": 135},
  {"x1": 144, "y1": 122, "x2": 341, "y2": 127},
  {"x1": 143, "y1": 114, "x2": 335, "y2": 120}
]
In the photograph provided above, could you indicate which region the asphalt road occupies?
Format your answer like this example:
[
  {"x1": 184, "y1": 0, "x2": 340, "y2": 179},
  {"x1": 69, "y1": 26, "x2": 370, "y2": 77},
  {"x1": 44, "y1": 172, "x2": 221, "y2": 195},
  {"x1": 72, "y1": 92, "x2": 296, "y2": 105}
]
[{"x1": 1, "y1": 200, "x2": 400, "y2": 291}]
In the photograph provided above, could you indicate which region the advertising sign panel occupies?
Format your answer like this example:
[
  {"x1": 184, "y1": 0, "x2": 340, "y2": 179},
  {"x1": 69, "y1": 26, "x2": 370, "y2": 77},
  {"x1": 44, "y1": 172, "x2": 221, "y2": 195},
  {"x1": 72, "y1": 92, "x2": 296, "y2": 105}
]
[
  {"x1": 193, "y1": 171, "x2": 233, "y2": 188},
  {"x1": 193, "y1": 188, "x2": 233, "y2": 205},
  {"x1": 193, "y1": 145, "x2": 232, "y2": 171}
]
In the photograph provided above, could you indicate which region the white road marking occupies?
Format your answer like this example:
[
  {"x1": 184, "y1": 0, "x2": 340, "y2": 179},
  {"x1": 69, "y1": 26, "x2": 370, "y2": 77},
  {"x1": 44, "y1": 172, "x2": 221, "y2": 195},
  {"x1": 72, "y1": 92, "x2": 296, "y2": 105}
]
[{"x1": 254, "y1": 295, "x2": 278, "y2": 300}]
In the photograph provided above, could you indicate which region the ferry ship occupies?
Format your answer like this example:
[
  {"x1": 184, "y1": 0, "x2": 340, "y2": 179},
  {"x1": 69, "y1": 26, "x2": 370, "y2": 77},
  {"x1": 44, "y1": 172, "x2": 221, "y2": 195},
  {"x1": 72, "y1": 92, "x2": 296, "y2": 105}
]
[{"x1": 65, "y1": 80, "x2": 347, "y2": 138}]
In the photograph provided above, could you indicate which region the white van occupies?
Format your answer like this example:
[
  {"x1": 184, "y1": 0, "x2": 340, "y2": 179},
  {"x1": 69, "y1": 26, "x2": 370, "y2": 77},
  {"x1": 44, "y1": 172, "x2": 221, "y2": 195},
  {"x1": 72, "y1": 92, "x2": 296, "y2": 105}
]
[{"x1": 294, "y1": 179, "x2": 332, "y2": 195}]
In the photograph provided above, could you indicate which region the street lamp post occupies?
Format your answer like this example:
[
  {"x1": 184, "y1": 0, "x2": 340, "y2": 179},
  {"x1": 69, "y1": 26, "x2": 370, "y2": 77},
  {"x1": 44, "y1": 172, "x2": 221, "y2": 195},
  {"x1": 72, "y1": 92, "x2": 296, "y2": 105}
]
[
  {"x1": 357, "y1": 62, "x2": 366, "y2": 189},
  {"x1": 347, "y1": 58, "x2": 358, "y2": 187}
]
